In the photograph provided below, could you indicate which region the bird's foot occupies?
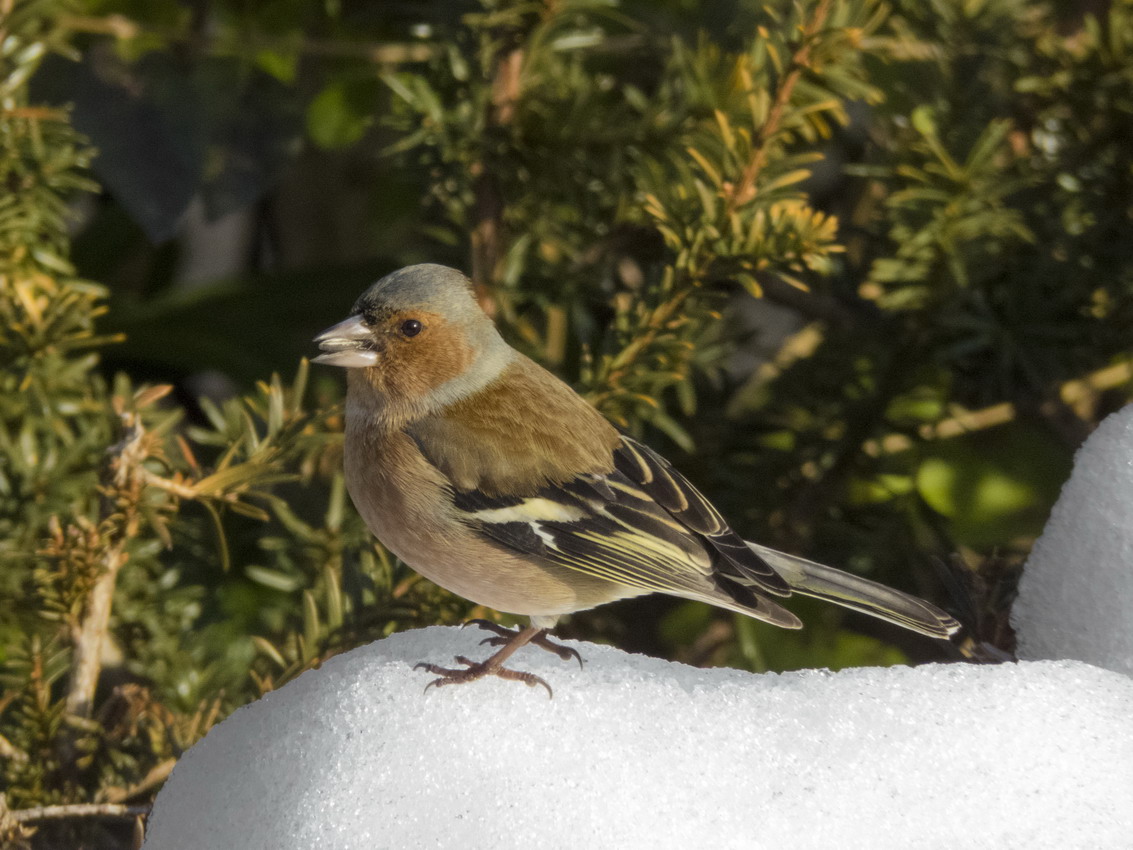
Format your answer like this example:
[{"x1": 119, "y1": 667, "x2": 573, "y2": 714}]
[
  {"x1": 464, "y1": 619, "x2": 584, "y2": 669},
  {"x1": 412, "y1": 623, "x2": 581, "y2": 697},
  {"x1": 413, "y1": 655, "x2": 553, "y2": 697}
]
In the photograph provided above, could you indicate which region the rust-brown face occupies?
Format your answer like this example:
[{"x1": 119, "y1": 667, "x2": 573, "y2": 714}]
[
  {"x1": 363, "y1": 309, "x2": 475, "y2": 403},
  {"x1": 315, "y1": 307, "x2": 476, "y2": 403}
]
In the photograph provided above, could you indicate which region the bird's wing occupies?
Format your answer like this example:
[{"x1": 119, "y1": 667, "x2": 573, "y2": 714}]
[
  {"x1": 613, "y1": 436, "x2": 792, "y2": 597},
  {"x1": 451, "y1": 435, "x2": 802, "y2": 628}
]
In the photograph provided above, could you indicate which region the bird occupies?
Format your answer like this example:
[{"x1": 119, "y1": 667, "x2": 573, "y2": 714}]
[{"x1": 314, "y1": 264, "x2": 961, "y2": 694}]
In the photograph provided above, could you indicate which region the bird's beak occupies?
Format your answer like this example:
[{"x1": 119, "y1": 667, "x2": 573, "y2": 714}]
[{"x1": 312, "y1": 315, "x2": 380, "y2": 368}]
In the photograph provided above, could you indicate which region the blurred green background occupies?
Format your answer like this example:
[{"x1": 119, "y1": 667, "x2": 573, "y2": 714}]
[{"x1": 3, "y1": 0, "x2": 1132, "y2": 844}]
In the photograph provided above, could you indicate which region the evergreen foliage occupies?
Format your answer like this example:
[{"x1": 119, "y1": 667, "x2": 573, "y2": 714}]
[{"x1": 1, "y1": 0, "x2": 1131, "y2": 845}]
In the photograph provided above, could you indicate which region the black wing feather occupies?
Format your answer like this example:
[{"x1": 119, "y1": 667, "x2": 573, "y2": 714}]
[{"x1": 615, "y1": 437, "x2": 791, "y2": 597}]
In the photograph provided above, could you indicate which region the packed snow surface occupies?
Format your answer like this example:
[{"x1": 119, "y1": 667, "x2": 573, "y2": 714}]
[
  {"x1": 1013, "y1": 404, "x2": 1133, "y2": 674},
  {"x1": 145, "y1": 627, "x2": 1133, "y2": 849}
]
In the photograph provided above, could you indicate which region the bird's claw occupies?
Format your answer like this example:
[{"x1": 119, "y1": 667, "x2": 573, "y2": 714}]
[
  {"x1": 412, "y1": 656, "x2": 553, "y2": 698},
  {"x1": 542, "y1": 642, "x2": 584, "y2": 670},
  {"x1": 413, "y1": 622, "x2": 581, "y2": 696}
]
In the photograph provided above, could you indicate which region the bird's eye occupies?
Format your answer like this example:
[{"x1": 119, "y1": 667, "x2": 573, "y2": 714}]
[{"x1": 399, "y1": 319, "x2": 423, "y2": 338}]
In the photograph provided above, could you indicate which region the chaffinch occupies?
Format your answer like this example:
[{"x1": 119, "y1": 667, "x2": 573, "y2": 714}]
[{"x1": 314, "y1": 264, "x2": 960, "y2": 694}]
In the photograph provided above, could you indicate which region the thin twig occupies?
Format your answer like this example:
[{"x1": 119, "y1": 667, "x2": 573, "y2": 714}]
[
  {"x1": 470, "y1": 46, "x2": 524, "y2": 298},
  {"x1": 863, "y1": 360, "x2": 1133, "y2": 456},
  {"x1": 100, "y1": 758, "x2": 176, "y2": 805},
  {"x1": 596, "y1": 1, "x2": 837, "y2": 401},
  {"x1": 64, "y1": 550, "x2": 127, "y2": 721},
  {"x1": 724, "y1": 0, "x2": 835, "y2": 214},
  {"x1": 2, "y1": 107, "x2": 70, "y2": 121},
  {"x1": 140, "y1": 470, "x2": 201, "y2": 500},
  {"x1": 11, "y1": 803, "x2": 149, "y2": 824},
  {"x1": 64, "y1": 415, "x2": 146, "y2": 721}
]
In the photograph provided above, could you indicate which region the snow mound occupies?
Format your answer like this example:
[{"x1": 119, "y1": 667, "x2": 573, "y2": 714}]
[
  {"x1": 1013, "y1": 404, "x2": 1133, "y2": 674},
  {"x1": 145, "y1": 627, "x2": 1133, "y2": 849}
]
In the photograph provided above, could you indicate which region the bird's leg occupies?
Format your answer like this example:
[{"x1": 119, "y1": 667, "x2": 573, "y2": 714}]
[
  {"x1": 414, "y1": 624, "x2": 574, "y2": 697},
  {"x1": 464, "y1": 619, "x2": 584, "y2": 669}
]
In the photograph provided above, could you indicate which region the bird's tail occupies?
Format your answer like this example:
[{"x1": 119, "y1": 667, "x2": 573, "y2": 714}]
[{"x1": 747, "y1": 542, "x2": 962, "y2": 640}]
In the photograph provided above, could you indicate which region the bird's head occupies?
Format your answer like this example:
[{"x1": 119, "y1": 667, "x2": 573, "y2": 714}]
[{"x1": 313, "y1": 264, "x2": 514, "y2": 415}]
